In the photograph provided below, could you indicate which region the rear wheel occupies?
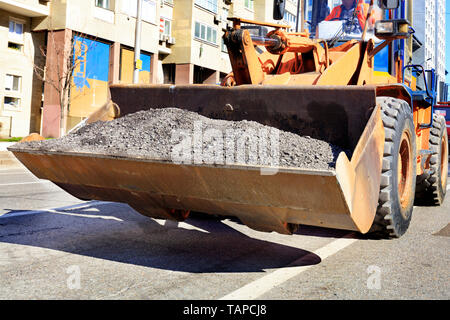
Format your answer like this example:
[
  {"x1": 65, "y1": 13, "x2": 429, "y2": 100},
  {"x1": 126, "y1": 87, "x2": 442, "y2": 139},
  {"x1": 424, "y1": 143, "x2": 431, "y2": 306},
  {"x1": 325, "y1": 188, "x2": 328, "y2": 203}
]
[
  {"x1": 369, "y1": 97, "x2": 417, "y2": 238},
  {"x1": 415, "y1": 114, "x2": 448, "y2": 205}
]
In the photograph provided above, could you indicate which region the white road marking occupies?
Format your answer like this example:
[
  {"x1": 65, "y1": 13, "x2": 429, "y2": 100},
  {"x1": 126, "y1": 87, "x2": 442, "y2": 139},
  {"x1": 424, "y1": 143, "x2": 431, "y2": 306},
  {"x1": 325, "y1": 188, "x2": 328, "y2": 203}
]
[
  {"x1": 447, "y1": 185, "x2": 450, "y2": 191},
  {"x1": 0, "y1": 171, "x2": 34, "y2": 175},
  {"x1": 0, "y1": 168, "x2": 26, "y2": 172},
  {"x1": 0, "y1": 201, "x2": 106, "y2": 219},
  {"x1": 154, "y1": 218, "x2": 210, "y2": 233},
  {"x1": 0, "y1": 181, "x2": 49, "y2": 186},
  {"x1": 219, "y1": 235, "x2": 357, "y2": 300},
  {"x1": 46, "y1": 209, "x2": 124, "y2": 222}
]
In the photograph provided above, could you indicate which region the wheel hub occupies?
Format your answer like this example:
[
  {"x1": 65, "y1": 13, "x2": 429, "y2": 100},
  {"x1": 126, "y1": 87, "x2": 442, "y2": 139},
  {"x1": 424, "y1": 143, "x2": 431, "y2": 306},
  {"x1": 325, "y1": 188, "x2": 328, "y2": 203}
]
[{"x1": 398, "y1": 130, "x2": 413, "y2": 216}]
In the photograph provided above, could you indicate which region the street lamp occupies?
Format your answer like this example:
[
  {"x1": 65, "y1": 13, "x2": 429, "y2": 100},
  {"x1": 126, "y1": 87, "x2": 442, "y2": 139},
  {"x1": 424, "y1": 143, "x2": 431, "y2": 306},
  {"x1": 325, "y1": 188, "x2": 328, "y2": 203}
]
[
  {"x1": 133, "y1": 0, "x2": 143, "y2": 84},
  {"x1": 295, "y1": 0, "x2": 301, "y2": 32}
]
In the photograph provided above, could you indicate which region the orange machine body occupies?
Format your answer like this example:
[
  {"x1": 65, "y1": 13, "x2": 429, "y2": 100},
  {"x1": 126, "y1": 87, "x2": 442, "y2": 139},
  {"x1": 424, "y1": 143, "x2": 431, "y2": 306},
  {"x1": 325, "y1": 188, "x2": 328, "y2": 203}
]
[{"x1": 223, "y1": 17, "x2": 434, "y2": 177}]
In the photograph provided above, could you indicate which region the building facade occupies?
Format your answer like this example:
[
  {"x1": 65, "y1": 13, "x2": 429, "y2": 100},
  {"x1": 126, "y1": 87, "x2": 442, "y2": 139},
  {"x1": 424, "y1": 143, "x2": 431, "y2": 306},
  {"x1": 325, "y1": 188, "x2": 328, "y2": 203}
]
[
  {"x1": 161, "y1": 0, "x2": 299, "y2": 85},
  {"x1": 434, "y1": 0, "x2": 446, "y2": 99},
  {"x1": 35, "y1": 0, "x2": 170, "y2": 137},
  {"x1": 0, "y1": 0, "x2": 301, "y2": 138},
  {"x1": 0, "y1": 0, "x2": 49, "y2": 138},
  {"x1": 5, "y1": 1, "x2": 448, "y2": 138},
  {"x1": 413, "y1": 0, "x2": 446, "y2": 101}
]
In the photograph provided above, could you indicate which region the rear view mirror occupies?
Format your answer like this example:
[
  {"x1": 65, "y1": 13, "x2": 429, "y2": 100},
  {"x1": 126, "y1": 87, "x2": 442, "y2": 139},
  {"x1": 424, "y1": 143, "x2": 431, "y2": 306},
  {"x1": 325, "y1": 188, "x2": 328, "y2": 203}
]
[
  {"x1": 273, "y1": 0, "x2": 286, "y2": 20},
  {"x1": 378, "y1": 0, "x2": 400, "y2": 9}
]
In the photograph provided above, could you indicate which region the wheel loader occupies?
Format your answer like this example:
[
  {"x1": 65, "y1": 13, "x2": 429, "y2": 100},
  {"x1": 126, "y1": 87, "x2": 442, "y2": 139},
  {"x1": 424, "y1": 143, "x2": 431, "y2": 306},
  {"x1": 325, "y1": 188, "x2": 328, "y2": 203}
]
[{"x1": 9, "y1": 0, "x2": 448, "y2": 238}]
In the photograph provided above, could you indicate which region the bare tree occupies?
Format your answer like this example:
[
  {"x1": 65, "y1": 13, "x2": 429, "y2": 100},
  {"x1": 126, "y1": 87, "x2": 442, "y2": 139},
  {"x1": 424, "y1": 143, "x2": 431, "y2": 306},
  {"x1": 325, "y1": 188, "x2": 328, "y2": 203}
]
[{"x1": 33, "y1": 29, "x2": 97, "y2": 137}]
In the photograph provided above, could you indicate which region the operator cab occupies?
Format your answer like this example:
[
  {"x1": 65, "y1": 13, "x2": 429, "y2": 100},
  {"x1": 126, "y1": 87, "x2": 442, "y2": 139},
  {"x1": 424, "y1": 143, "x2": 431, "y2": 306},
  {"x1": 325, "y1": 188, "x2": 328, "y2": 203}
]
[
  {"x1": 273, "y1": 0, "x2": 402, "y2": 46},
  {"x1": 304, "y1": 0, "x2": 385, "y2": 44}
]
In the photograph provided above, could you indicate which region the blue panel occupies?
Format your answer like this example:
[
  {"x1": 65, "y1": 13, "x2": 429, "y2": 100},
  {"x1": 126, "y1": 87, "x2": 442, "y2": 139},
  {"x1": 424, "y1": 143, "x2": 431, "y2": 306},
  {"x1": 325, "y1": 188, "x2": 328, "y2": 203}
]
[
  {"x1": 140, "y1": 53, "x2": 151, "y2": 72},
  {"x1": 73, "y1": 36, "x2": 110, "y2": 90},
  {"x1": 374, "y1": 44, "x2": 389, "y2": 73}
]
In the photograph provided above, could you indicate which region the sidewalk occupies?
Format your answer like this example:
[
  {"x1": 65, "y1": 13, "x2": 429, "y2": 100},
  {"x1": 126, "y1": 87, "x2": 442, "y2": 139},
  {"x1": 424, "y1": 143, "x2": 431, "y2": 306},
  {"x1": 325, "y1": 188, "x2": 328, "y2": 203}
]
[{"x1": 0, "y1": 142, "x2": 22, "y2": 168}]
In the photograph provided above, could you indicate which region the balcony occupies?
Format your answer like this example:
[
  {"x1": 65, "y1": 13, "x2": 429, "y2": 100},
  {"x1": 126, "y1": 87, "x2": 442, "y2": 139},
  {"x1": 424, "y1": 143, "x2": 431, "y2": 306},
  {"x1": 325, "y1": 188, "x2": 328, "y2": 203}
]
[
  {"x1": 0, "y1": 0, "x2": 49, "y2": 17},
  {"x1": 93, "y1": 6, "x2": 115, "y2": 24}
]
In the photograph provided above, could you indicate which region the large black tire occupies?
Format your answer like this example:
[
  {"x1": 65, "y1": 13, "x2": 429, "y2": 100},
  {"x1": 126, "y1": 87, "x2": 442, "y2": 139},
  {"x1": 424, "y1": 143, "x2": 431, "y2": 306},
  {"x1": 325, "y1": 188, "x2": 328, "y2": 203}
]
[
  {"x1": 369, "y1": 97, "x2": 417, "y2": 238},
  {"x1": 415, "y1": 114, "x2": 448, "y2": 205}
]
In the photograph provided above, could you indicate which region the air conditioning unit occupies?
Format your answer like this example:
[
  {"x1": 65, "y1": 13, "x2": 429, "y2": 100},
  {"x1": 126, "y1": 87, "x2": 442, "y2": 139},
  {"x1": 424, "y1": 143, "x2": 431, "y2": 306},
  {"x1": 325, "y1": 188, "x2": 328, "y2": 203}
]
[
  {"x1": 159, "y1": 33, "x2": 167, "y2": 41},
  {"x1": 167, "y1": 36, "x2": 176, "y2": 45}
]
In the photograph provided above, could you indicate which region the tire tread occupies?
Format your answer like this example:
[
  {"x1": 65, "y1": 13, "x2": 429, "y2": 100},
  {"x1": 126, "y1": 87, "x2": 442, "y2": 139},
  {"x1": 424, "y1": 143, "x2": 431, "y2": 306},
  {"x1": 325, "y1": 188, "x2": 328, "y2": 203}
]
[{"x1": 369, "y1": 97, "x2": 416, "y2": 238}]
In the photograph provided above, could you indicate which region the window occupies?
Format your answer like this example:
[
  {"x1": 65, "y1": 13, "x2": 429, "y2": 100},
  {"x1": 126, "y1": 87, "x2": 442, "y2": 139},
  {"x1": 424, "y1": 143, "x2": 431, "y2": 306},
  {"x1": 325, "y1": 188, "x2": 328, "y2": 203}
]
[
  {"x1": 5, "y1": 75, "x2": 21, "y2": 92},
  {"x1": 221, "y1": 38, "x2": 227, "y2": 53},
  {"x1": 8, "y1": 19, "x2": 24, "y2": 44},
  {"x1": 94, "y1": 0, "x2": 114, "y2": 23},
  {"x1": 162, "y1": 64, "x2": 175, "y2": 84},
  {"x1": 195, "y1": 0, "x2": 218, "y2": 14},
  {"x1": 4, "y1": 74, "x2": 22, "y2": 110},
  {"x1": 164, "y1": 20, "x2": 171, "y2": 36},
  {"x1": 207, "y1": 27, "x2": 212, "y2": 42},
  {"x1": 283, "y1": 11, "x2": 295, "y2": 24},
  {"x1": 244, "y1": 0, "x2": 253, "y2": 10},
  {"x1": 142, "y1": 0, "x2": 156, "y2": 23},
  {"x1": 8, "y1": 42, "x2": 22, "y2": 51},
  {"x1": 160, "y1": 17, "x2": 172, "y2": 36},
  {"x1": 121, "y1": 0, "x2": 156, "y2": 24},
  {"x1": 4, "y1": 97, "x2": 20, "y2": 110},
  {"x1": 283, "y1": 11, "x2": 297, "y2": 31},
  {"x1": 221, "y1": 7, "x2": 229, "y2": 22},
  {"x1": 194, "y1": 21, "x2": 217, "y2": 45},
  {"x1": 195, "y1": 22, "x2": 200, "y2": 37},
  {"x1": 95, "y1": 0, "x2": 110, "y2": 9}
]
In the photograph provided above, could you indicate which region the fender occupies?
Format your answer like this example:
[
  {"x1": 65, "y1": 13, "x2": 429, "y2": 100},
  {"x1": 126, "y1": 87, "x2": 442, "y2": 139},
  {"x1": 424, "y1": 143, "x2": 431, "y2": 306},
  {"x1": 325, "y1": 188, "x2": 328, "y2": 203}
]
[{"x1": 376, "y1": 84, "x2": 413, "y2": 111}]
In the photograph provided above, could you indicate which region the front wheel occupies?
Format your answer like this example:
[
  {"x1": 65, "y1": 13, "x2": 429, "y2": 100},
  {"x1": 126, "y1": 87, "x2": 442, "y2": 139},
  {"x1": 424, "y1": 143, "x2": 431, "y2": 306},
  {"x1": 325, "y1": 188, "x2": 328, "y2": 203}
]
[
  {"x1": 415, "y1": 114, "x2": 448, "y2": 205},
  {"x1": 369, "y1": 97, "x2": 417, "y2": 238}
]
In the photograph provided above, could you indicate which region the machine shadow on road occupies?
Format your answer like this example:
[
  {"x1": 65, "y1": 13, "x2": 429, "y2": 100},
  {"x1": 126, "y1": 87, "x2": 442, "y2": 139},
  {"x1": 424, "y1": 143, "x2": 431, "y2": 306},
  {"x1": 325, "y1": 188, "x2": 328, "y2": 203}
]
[
  {"x1": 188, "y1": 212, "x2": 352, "y2": 239},
  {"x1": 0, "y1": 202, "x2": 324, "y2": 273}
]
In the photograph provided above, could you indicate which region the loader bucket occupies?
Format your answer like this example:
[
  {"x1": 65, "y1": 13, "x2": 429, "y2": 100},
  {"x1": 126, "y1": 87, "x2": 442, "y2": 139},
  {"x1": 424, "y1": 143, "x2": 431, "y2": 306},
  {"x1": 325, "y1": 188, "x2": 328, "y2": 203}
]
[{"x1": 9, "y1": 84, "x2": 385, "y2": 235}]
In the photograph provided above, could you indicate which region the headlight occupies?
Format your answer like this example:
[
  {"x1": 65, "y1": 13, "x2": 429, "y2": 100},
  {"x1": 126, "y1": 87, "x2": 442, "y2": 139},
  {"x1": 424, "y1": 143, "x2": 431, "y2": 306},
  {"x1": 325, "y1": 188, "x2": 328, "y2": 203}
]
[
  {"x1": 374, "y1": 19, "x2": 410, "y2": 40},
  {"x1": 375, "y1": 21, "x2": 394, "y2": 33}
]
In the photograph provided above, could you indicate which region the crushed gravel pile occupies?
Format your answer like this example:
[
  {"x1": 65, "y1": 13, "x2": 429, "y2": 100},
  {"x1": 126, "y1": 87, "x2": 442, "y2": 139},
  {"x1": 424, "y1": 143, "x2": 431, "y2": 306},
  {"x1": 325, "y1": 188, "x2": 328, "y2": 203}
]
[{"x1": 12, "y1": 108, "x2": 345, "y2": 170}]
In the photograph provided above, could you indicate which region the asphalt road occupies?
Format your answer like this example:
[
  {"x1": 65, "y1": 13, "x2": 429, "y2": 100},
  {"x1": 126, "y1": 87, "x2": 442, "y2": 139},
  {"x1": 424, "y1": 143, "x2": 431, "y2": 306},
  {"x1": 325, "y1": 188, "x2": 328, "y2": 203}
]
[{"x1": 0, "y1": 164, "x2": 449, "y2": 300}]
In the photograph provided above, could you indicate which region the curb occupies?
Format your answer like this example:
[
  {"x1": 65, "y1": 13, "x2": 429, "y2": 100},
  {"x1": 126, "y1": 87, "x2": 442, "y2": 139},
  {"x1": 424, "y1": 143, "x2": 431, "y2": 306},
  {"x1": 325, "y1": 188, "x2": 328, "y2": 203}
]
[
  {"x1": 0, "y1": 142, "x2": 16, "y2": 152},
  {"x1": 0, "y1": 147, "x2": 22, "y2": 168}
]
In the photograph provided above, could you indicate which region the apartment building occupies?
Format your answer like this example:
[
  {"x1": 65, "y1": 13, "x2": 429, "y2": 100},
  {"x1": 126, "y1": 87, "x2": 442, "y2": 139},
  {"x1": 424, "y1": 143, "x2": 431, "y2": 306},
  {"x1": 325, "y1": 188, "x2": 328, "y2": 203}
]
[
  {"x1": 413, "y1": 0, "x2": 446, "y2": 100},
  {"x1": 160, "y1": 0, "x2": 300, "y2": 85},
  {"x1": 31, "y1": 0, "x2": 175, "y2": 137},
  {"x1": 0, "y1": 0, "x2": 49, "y2": 138},
  {"x1": 0, "y1": 0, "x2": 301, "y2": 138},
  {"x1": 434, "y1": 0, "x2": 446, "y2": 98},
  {"x1": 0, "y1": 0, "x2": 175, "y2": 138}
]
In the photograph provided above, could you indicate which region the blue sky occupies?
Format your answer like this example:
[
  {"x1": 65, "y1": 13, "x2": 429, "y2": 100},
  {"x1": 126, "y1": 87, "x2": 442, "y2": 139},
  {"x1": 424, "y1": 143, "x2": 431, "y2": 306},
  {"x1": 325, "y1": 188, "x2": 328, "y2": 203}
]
[{"x1": 446, "y1": 0, "x2": 450, "y2": 84}]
